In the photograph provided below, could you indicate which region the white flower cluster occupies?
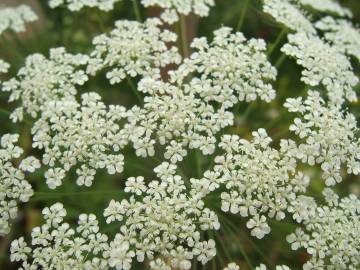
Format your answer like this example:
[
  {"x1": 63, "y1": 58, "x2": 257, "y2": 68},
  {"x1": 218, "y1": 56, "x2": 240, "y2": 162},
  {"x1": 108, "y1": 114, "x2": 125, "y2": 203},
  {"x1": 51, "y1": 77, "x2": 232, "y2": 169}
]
[
  {"x1": 281, "y1": 32, "x2": 358, "y2": 105},
  {"x1": 263, "y1": 0, "x2": 315, "y2": 34},
  {"x1": 171, "y1": 27, "x2": 277, "y2": 104},
  {"x1": 287, "y1": 189, "x2": 360, "y2": 270},
  {"x1": 0, "y1": 5, "x2": 37, "y2": 35},
  {"x1": 141, "y1": 0, "x2": 215, "y2": 24},
  {"x1": 294, "y1": 0, "x2": 352, "y2": 18},
  {"x1": 48, "y1": 0, "x2": 122, "y2": 11},
  {"x1": 1, "y1": 47, "x2": 89, "y2": 122},
  {"x1": 315, "y1": 16, "x2": 360, "y2": 62},
  {"x1": 87, "y1": 18, "x2": 181, "y2": 84},
  {"x1": 127, "y1": 27, "x2": 276, "y2": 161},
  {"x1": 194, "y1": 129, "x2": 309, "y2": 239},
  {"x1": 223, "y1": 263, "x2": 291, "y2": 270},
  {"x1": 285, "y1": 91, "x2": 360, "y2": 186},
  {"x1": 32, "y1": 92, "x2": 128, "y2": 189},
  {"x1": 127, "y1": 77, "x2": 234, "y2": 160},
  {"x1": 104, "y1": 164, "x2": 220, "y2": 270},
  {"x1": 0, "y1": 134, "x2": 40, "y2": 236},
  {"x1": 0, "y1": 59, "x2": 10, "y2": 74},
  {"x1": 10, "y1": 203, "x2": 109, "y2": 269}
]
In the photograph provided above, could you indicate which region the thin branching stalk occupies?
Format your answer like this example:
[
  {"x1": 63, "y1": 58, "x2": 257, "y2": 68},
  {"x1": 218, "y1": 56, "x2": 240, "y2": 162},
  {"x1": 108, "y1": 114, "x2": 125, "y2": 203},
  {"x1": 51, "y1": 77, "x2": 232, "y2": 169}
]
[
  {"x1": 126, "y1": 77, "x2": 143, "y2": 105},
  {"x1": 180, "y1": 15, "x2": 190, "y2": 58},
  {"x1": 236, "y1": 0, "x2": 250, "y2": 31},
  {"x1": 267, "y1": 28, "x2": 287, "y2": 57},
  {"x1": 132, "y1": 0, "x2": 142, "y2": 22}
]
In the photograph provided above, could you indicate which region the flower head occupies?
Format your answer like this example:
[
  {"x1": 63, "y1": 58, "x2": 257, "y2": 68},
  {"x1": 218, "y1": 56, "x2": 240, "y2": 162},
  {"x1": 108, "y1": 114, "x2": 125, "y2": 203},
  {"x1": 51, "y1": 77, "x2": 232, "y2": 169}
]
[
  {"x1": 315, "y1": 16, "x2": 360, "y2": 62},
  {"x1": 87, "y1": 19, "x2": 181, "y2": 83},
  {"x1": 281, "y1": 32, "x2": 358, "y2": 104},
  {"x1": 1, "y1": 47, "x2": 89, "y2": 122},
  {"x1": 0, "y1": 5, "x2": 37, "y2": 35},
  {"x1": 0, "y1": 134, "x2": 40, "y2": 236},
  {"x1": 285, "y1": 91, "x2": 360, "y2": 186},
  {"x1": 263, "y1": 0, "x2": 315, "y2": 34},
  {"x1": 140, "y1": 0, "x2": 215, "y2": 24}
]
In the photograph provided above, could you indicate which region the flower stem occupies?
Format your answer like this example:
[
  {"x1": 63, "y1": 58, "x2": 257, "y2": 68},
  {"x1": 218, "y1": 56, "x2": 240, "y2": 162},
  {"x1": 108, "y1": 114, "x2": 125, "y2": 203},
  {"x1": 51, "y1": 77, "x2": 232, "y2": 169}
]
[
  {"x1": 242, "y1": 100, "x2": 256, "y2": 120},
  {"x1": 267, "y1": 28, "x2": 287, "y2": 57},
  {"x1": 96, "y1": 10, "x2": 106, "y2": 33},
  {"x1": 180, "y1": 15, "x2": 190, "y2": 58},
  {"x1": 0, "y1": 107, "x2": 33, "y2": 126},
  {"x1": 220, "y1": 214, "x2": 254, "y2": 269},
  {"x1": 215, "y1": 232, "x2": 233, "y2": 263},
  {"x1": 132, "y1": 0, "x2": 142, "y2": 22},
  {"x1": 0, "y1": 107, "x2": 11, "y2": 117},
  {"x1": 275, "y1": 53, "x2": 286, "y2": 69},
  {"x1": 236, "y1": 0, "x2": 250, "y2": 31},
  {"x1": 195, "y1": 150, "x2": 202, "y2": 178},
  {"x1": 127, "y1": 77, "x2": 143, "y2": 105}
]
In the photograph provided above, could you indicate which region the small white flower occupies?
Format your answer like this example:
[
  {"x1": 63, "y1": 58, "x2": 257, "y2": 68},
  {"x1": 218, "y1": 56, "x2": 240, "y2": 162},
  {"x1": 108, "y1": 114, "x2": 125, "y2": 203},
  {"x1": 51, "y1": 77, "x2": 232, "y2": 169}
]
[
  {"x1": 108, "y1": 240, "x2": 135, "y2": 270},
  {"x1": 246, "y1": 215, "x2": 271, "y2": 239},
  {"x1": 76, "y1": 165, "x2": 96, "y2": 187},
  {"x1": 42, "y1": 203, "x2": 66, "y2": 228},
  {"x1": 193, "y1": 239, "x2": 216, "y2": 265},
  {"x1": 104, "y1": 200, "x2": 124, "y2": 224},
  {"x1": 0, "y1": 59, "x2": 10, "y2": 73},
  {"x1": 125, "y1": 176, "x2": 146, "y2": 195},
  {"x1": 19, "y1": 156, "x2": 41, "y2": 173},
  {"x1": 223, "y1": 262, "x2": 240, "y2": 270},
  {"x1": 10, "y1": 237, "x2": 31, "y2": 262},
  {"x1": 45, "y1": 168, "x2": 66, "y2": 189}
]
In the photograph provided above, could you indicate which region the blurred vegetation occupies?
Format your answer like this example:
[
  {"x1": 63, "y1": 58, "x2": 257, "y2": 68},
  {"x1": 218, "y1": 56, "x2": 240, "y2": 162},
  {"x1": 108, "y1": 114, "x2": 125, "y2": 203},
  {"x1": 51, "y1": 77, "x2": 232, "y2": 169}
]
[{"x1": 0, "y1": 0, "x2": 359, "y2": 269}]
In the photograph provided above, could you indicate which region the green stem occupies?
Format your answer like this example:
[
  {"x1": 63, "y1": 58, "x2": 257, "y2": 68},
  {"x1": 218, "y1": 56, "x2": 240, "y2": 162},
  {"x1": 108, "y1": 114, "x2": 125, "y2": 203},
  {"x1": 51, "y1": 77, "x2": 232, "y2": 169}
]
[
  {"x1": 0, "y1": 107, "x2": 33, "y2": 126},
  {"x1": 236, "y1": 0, "x2": 250, "y2": 31},
  {"x1": 180, "y1": 15, "x2": 190, "y2": 58},
  {"x1": 96, "y1": 10, "x2": 106, "y2": 33},
  {"x1": 132, "y1": 0, "x2": 142, "y2": 22},
  {"x1": 267, "y1": 28, "x2": 287, "y2": 57},
  {"x1": 10, "y1": 31, "x2": 29, "y2": 55},
  {"x1": 215, "y1": 232, "x2": 233, "y2": 263},
  {"x1": 275, "y1": 53, "x2": 286, "y2": 69},
  {"x1": 0, "y1": 35, "x2": 24, "y2": 62},
  {"x1": 244, "y1": 233, "x2": 274, "y2": 268},
  {"x1": 223, "y1": 215, "x2": 274, "y2": 269},
  {"x1": 195, "y1": 150, "x2": 202, "y2": 178},
  {"x1": 0, "y1": 107, "x2": 11, "y2": 116},
  {"x1": 192, "y1": 256, "x2": 198, "y2": 270},
  {"x1": 264, "y1": 107, "x2": 287, "y2": 129},
  {"x1": 126, "y1": 77, "x2": 143, "y2": 105},
  {"x1": 242, "y1": 101, "x2": 256, "y2": 120},
  {"x1": 220, "y1": 215, "x2": 254, "y2": 269},
  {"x1": 209, "y1": 231, "x2": 226, "y2": 267}
]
